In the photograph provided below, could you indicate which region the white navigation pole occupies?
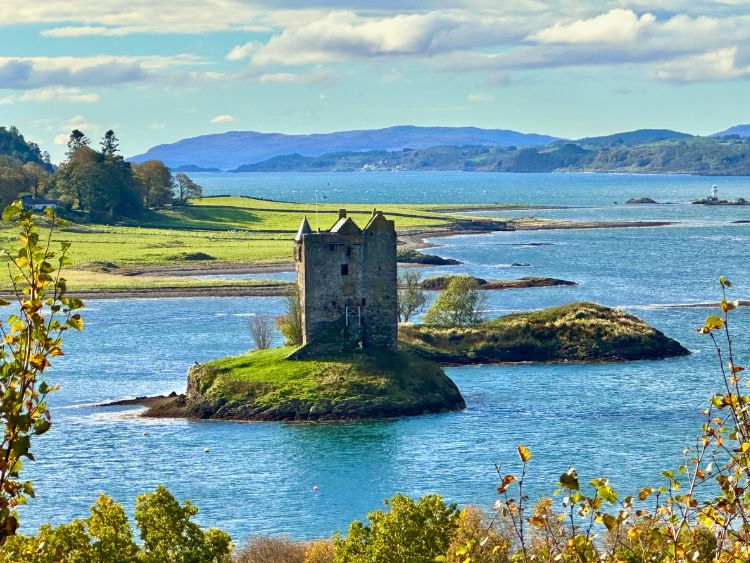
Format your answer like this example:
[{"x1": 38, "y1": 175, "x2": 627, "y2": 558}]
[{"x1": 711, "y1": 184, "x2": 718, "y2": 200}]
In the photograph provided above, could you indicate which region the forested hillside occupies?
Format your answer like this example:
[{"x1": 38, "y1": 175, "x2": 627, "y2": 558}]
[{"x1": 236, "y1": 136, "x2": 750, "y2": 175}]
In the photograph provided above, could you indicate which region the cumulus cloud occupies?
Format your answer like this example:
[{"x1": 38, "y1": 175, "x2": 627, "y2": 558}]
[
  {"x1": 211, "y1": 114, "x2": 236, "y2": 123},
  {"x1": 252, "y1": 10, "x2": 522, "y2": 65},
  {"x1": 19, "y1": 86, "x2": 99, "y2": 103},
  {"x1": 650, "y1": 47, "x2": 750, "y2": 81},
  {"x1": 529, "y1": 9, "x2": 656, "y2": 44},
  {"x1": 226, "y1": 41, "x2": 261, "y2": 61}
]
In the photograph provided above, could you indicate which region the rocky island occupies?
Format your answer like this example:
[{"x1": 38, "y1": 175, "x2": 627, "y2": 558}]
[
  {"x1": 400, "y1": 302, "x2": 689, "y2": 364},
  {"x1": 145, "y1": 348, "x2": 464, "y2": 421},
  {"x1": 421, "y1": 275, "x2": 576, "y2": 291}
]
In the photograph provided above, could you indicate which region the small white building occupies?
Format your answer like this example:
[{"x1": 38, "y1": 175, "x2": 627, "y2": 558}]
[{"x1": 20, "y1": 196, "x2": 59, "y2": 211}]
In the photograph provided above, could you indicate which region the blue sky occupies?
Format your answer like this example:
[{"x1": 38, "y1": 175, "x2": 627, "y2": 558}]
[{"x1": 1, "y1": 0, "x2": 749, "y2": 162}]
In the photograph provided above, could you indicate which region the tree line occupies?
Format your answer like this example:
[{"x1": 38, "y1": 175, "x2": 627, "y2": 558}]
[{"x1": 0, "y1": 126, "x2": 203, "y2": 221}]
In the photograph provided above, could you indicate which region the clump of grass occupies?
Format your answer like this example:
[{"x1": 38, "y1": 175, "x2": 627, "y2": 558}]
[{"x1": 166, "y1": 251, "x2": 216, "y2": 261}]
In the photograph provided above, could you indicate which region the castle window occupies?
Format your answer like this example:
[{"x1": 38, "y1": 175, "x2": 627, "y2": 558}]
[
  {"x1": 346, "y1": 246, "x2": 352, "y2": 256},
  {"x1": 329, "y1": 244, "x2": 335, "y2": 251},
  {"x1": 341, "y1": 264, "x2": 349, "y2": 276},
  {"x1": 297, "y1": 247, "x2": 302, "y2": 261},
  {"x1": 331, "y1": 300, "x2": 336, "y2": 307},
  {"x1": 361, "y1": 298, "x2": 366, "y2": 306}
]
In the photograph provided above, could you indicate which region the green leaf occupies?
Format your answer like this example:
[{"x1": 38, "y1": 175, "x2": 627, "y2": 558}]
[{"x1": 2, "y1": 203, "x2": 22, "y2": 223}]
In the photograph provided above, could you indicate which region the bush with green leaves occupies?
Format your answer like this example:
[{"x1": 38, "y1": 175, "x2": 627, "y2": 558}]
[
  {"x1": 333, "y1": 493, "x2": 459, "y2": 563},
  {"x1": 424, "y1": 274, "x2": 485, "y2": 326},
  {"x1": 1, "y1": 486, "x2": 231, "y2": 562}
]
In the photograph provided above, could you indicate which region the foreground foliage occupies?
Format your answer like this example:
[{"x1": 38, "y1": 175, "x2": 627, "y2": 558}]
[
  {"x1": 0, "y1": 203, "x2": 83, "y2": 542},
  {"x1": 1, "y1": 486, "x2": 232, "y2": 562}
]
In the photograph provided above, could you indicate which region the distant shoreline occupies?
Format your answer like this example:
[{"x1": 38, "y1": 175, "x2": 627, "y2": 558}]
[{"x1": 21, "y1": 217, "x2": 674, "y2": 300}]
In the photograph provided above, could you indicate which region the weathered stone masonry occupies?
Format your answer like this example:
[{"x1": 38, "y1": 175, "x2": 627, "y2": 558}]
[{"x1": 290, "y1": 209, "x2": 398, "y2": 358}]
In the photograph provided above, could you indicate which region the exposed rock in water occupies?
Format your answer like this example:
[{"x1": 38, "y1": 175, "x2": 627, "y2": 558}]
[
  {"x1": 400, "y1": 302, "x2": 689, "y2": 364},
  {"x1": 421, "y1": 275, "x2": 576, "y2": 291},
  {"x1": 626, "y1": 197, "x2": 658, "y2": 204},
  {"x1": 397, "y1": 249, "x2": 462, "y2": 265},
  {"x1": 144, "y1": 348, "x2": 465, "y2": 422}
]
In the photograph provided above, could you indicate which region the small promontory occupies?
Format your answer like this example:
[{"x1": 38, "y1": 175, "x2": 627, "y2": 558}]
[
  {"x1": 400, "y1": 302, "x2": 689, "y2": 364},
  {"x1": 145, "y1": 348, "x2": 465, "y2": 421}
]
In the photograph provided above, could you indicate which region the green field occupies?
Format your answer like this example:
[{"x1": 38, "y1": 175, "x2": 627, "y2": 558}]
[{"x1": 0, "y1": 196, "x2": 504, "y2": 292}]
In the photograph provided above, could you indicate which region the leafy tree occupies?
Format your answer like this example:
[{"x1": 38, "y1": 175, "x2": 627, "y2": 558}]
[
  {"x1": 49, "y1": 146, "x2": 143, "y2": 219},
  {"x1": 175, "y1": 173, "x2": 203, "y2": 204},
  {"x1": 334, "y1": 493, "x2": 459, "y2": 563},
  {"x1": 397, "y1": 269, "x2": 426, "y2": 322},
  {"x1": 100, "y1": 130, "x2": 120, "y2": 160},
  {"x1": 135, "y1": 485, "x2": 232, "y2": 562},
  {"x1": 424, "y1": 275, "x2": 485, "y2": 326},
  {"x1": 21, "y1": 162, "x2": 48, "y2": 197},
  {"x1": 0, "y1": 157, "x2": 50, "y2": 206},
  {"x1": 1, "y1": 489, "x2": 230, "y2": 563},
  {"x1": 133, "y1": 160, "x2": 174, "y2": 207},
  {"x1": 0, "y1": 202, "x2": 83, "y2": 543},
  {"x1": 275, "y1": 285, "x2": 303, "y2": 346},
  {"x1": 66, "y1": 129, "x2": 89, "y2": 157}
]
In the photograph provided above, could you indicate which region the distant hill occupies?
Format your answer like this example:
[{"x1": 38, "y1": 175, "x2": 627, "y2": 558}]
[
  {"x1": 712, "y1": 124, "x2": 750, "y2": 138},
  {"x1": 129, "y1": 126, "x2": 562, "y2": 170},
  {"x1": 235, "y1": 136, "x2": 750, "y2": 176},
  {"x1": 572, "y1": 129, "x2": 693, "y2": 147}
]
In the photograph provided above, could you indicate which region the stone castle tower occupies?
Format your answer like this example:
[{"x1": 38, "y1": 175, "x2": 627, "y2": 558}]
[{"x1": 290, "y1": 209, "x2": 398, "y2": 357}]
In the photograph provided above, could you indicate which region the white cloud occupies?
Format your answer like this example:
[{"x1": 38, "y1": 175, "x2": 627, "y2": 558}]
[
  {"x1": 467, "y1": 92, "x2": 495, "y2": 102},
  {"x1": 211, "y1": 114, "x2": 235, "y2": 123},
  {"x1": 650, "y1": 47, "x2": 750, "y2": 81},
  {"x1": 0, "y1": 96, "x2": 13, "y2": 104},
  {"x1": 148, "y1": 122, "x2": 166, "y2": 129},
  {"x1": 19, "y1": 86, "x2": 99, "y2": 103},
  {"x1": 252, "y1": 10, "x2": 521, "y2": 65},
  {"x1": 530, "y1": 9, "x2": 656, "y2": 44},
  {"x1": 53, "y1": 134, "x2": 69, "y2": 145},
  {"x1": 226, "y1": 41, "x2": 261, "y2": 61}
]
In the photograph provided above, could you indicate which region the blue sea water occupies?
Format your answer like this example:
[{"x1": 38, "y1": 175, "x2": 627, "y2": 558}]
[{"x1": 18, "y1": 172, "x2": 750, "y2": 541}]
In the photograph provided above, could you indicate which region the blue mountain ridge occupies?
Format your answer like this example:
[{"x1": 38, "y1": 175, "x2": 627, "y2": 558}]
[{"x1": 129, "y1": 125, "x2": 562, "y2": 170}]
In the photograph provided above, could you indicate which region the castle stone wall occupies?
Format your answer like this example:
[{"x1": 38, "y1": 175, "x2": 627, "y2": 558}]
[{"x1": 292, "y1": 210, "x2": 397, "y2": 356}]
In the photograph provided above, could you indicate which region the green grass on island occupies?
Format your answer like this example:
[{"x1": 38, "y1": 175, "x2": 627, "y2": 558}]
[
  {"x1": 400, "y1": 302, "x2": 690, "y2": 363},
  {"x1": 149, "y1": 346, "x2": 465, "y2": 421}
]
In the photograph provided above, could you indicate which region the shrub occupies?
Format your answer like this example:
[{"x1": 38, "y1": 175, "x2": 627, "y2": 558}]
[
  {"x1": 233, "y1": 535, "x2": 306, "y2": 563},
  {"x1": 424, "y1": 275, "x2": 486, "y2": 326},
  {"x1": 275, "y1": 285, "x2": 303, "y2": 346},
  {"x1": 333, "y1": 493, "x2": 459, "y2": 563}
]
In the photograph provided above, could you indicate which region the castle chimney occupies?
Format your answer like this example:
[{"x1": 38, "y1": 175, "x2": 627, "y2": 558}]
[{"x1": 339, "y1": 209, "x2": 347, "y2": 219}]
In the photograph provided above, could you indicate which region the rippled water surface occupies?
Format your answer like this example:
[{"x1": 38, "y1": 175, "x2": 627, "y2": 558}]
[{"x1": 19, "y1": 172, "x2": 750, "y2": 540}]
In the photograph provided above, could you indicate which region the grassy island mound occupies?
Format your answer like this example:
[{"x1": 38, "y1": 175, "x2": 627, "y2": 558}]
[
  {"x1": 400, "y1": 302, "x2": 689, "y2": 364},
  {"x1": 146, "y1": 347, "x2": 465, "y2": 421}
]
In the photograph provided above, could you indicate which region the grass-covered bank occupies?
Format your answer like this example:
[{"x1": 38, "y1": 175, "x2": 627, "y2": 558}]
[
  {"x1": 145, "y1": 347, "x2": 465, "y2": 421},
  {"x1": 401, "y1": 302, "x2": 689, "y2": 364},
  {"x1": 0, "y1": 197, "x2": 513, "y2": 293}
]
